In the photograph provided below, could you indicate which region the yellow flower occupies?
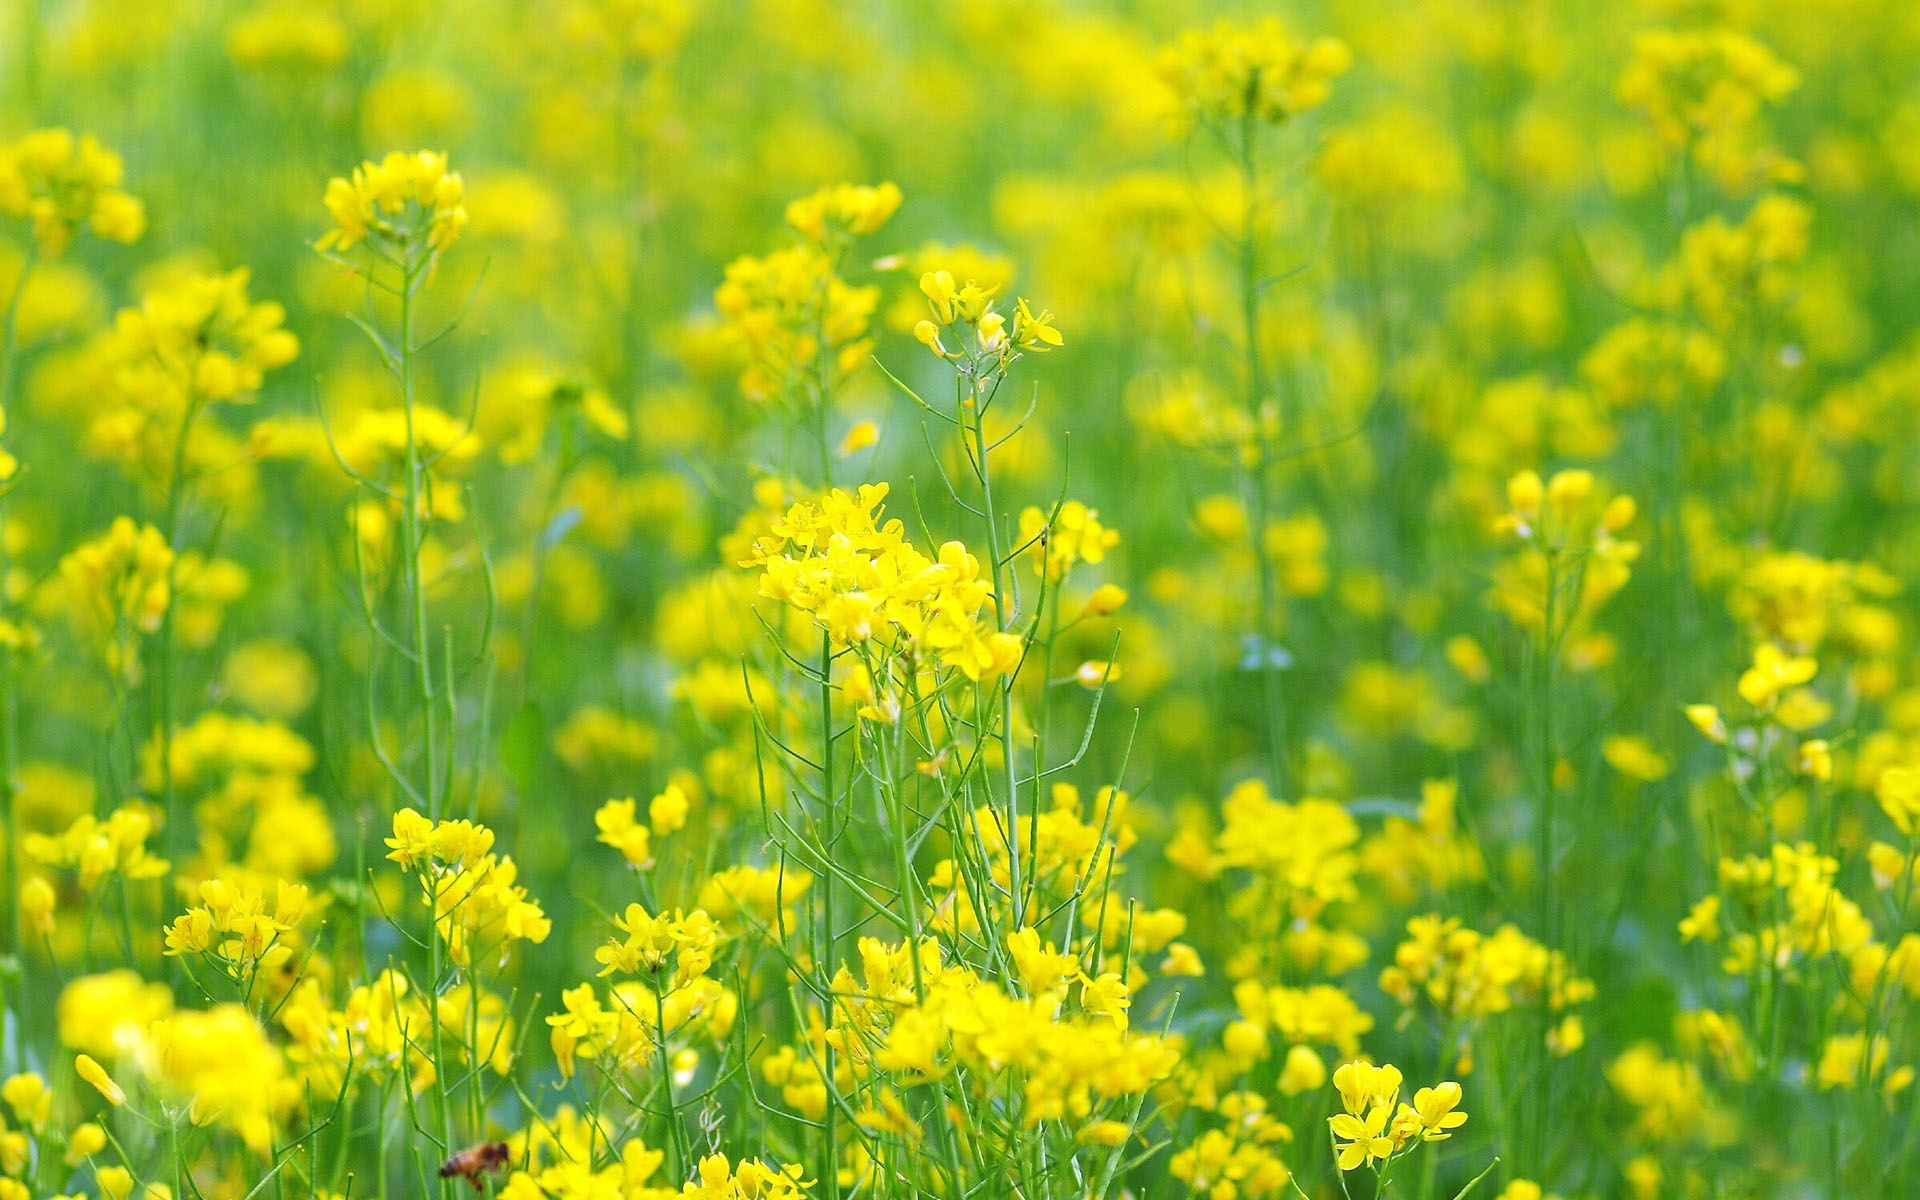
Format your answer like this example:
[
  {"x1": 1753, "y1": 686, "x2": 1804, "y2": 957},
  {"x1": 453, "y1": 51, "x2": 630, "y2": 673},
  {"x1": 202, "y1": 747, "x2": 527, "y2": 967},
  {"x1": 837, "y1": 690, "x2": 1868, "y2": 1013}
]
[
  {"x1": 1012, "y1": 298, "x2": 1063, "y2": 353},
  {"x1": 649, "y1": 782, "x2": 691, "y2": 835},
  {"x1": 65, "y1": 1120, "x2": 106, "y2": 1166},
  {"x1": 837, "y1": 420, "x2": 879, "y2": 457},
  {"x1": 1329, "y1": 1101, "x2": 1397, "y2": 1170},
  {"x1": 1333, "y1": 1060, "x2": 1402, "y2": 1116},
  {"x1": 1277, "y1": 1044, "x2": 1326, "y2": 1095},
  {"x1": 96, "y1": 1166, "x2": 134, "y2": 1200},
  {"x1": 1678, "y1": 895, "x2": 1722, "y2": 943},
  {"x1": 1602, "y1": 735, "x2": 1671, "y2": 782},
  {"x1": 595, "y1": 797, "x2": 654, "y2": 867},
  {"x1": 1737, "y1": 642, "x2": 1816, "y2": 710},
  {"x1": 1160, "y1": 942, "x2": 1203, "y2": 977},
  {"x1": 1879, "y1": 766, "x2": 1920, "y2": 835},
  {"x1": 1079, "y1": 970, "x2": 1132, "y2": 1028},
  {"x1": 2, "y1": 1073, "x2": 49, "y2": 1126},
  {"x1": 1411, "y1": 1081, "x2": 1468, "y2": 1141},
  {"x1": 1796, "y1": 739, "x2": 1832, "y2": 781}
]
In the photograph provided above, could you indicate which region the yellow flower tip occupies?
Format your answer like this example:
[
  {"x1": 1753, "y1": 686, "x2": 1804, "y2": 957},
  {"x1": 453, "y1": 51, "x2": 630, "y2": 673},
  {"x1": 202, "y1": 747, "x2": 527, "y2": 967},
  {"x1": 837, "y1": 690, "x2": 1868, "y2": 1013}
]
[
  {"x1": 64, "y1": 1119, "x2": 107, "y2": 1166},
  {"x1": 20, "y1": 876, "x2": 55, "y2": 935},
  {"x1": 1545, "y1": 467, "x2": 1593, "y2": 511},
  {"x1": 1796, "y1": 738, "x2": 1832, "y2": 780},
  {"x1": 1505, "y1": 469, "x2": 1544, "y2": 518},
  {"x1": 74, "y1": 1054, "x2": 125, "y2": 1106},
  {"x1": 1601, "y1": 493, "x2": 1637, "y2": 531},
  {"x1": 912, "y1": 319, "x2": 949, "y2": 357},
  {"x1": 977, "y1": 311, "x2": 1007, "y2": 350},
  {"x1": 1683, "y1": 703, "x2": 1728, "y2": 744}
]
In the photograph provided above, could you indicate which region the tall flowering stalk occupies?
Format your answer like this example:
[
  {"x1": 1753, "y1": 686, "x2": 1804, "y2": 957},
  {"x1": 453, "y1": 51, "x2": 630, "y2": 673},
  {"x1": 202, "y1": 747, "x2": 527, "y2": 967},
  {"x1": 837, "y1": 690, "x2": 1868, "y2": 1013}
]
[
  {"x1": 716, "y1": 182, "x2": 899, "y2": 1194},
  {"x1": 1155, "y1": 20, "x2": 1350, "y2": 790},
  {"x1": 315, "y1": 148, "x2": 489, "y2": 1193},
  {"x1": 1492, "y1": 467, "x2": 1639, "y2": 1176},
  {"x1": 98, "y1": 269, "x2": 300, "y2": 867},
  {"x1": 0, "y1": 127, "x2": 142, "y2": 1068}
]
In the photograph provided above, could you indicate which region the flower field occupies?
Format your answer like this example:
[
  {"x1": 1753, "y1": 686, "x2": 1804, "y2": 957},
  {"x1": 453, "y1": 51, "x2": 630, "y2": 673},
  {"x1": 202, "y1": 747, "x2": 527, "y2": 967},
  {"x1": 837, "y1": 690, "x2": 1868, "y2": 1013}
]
[{"x1": 1, "y1": 2, "x2": 1918, "y2": 1198}]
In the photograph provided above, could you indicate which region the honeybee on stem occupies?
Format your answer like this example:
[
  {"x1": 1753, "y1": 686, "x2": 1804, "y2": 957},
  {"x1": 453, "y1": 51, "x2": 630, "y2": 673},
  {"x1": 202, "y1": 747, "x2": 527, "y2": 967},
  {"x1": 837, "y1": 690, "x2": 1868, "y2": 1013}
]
[{"x1": 439, "y1": 1142, "x2": 510, "y2": 1190}]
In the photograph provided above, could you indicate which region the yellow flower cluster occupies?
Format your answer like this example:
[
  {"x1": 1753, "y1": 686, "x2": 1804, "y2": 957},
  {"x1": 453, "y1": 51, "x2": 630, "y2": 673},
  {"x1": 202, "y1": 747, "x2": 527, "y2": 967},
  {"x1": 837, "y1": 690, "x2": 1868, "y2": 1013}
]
[
  {"x1": 715, "y1": 244, "x2": 881, "y2": 403},
  {"x1": 1491, "y1": 468, "x2": 1640, "y2": 637},
  {"x1": 386, "y1": 809, "x2": 551, "y2": 963},
  {"x1": 1327, "y1": 1060, "x2": 1467, "y2": 1172},
  {"x1": 142, "y1": 710, "x2": 336, "y2": 880},
  {"x1": 109, "y1": 267, "x2": 298, "y2": 405},
  {"x1": 1226, "y1": 980, "x2": 1375, "y2": 1059},
  {"x1": 1381, "y1": 916, "x2": 1594, "y2": 1060},
  {"x1": 1727, "y1": 550, "x2": 1898, "y2": 657},
  {"x1": 1617, "y1": 28, "x2": 1799, "y2": 184},
  {"x1": 1202, "y1": 779, "x2": 1360, "y2": 909},
  {"x1": 1019, "y1": 500, "x2": 1119, "y2": 582},
  {"x1": 594, "y1": 783, "x2": 690, "y2": 867},
  {"x1": 1317, "y1": 107, "x2": 1464, "y2": 216},
  {"x1": 1581, "y1": 317, "x2": 1727, "y2": 409},
  {"x1": 595, "y1": 902, "x2": 720, "y2": 982},
  {"x1": 1155, "y1": 19, "x2": 1351, "y2": 125},
  {"x1": 714, "y1": 182, "x2": 900, "y2": 403},
  {"x1": 745, "y1": 482, "x2": 1022, "y2": 681},
  {"x1": 163, "y1": 874, "x2": 310, "y2": 983},
  {"x1": 911, "y1": 269, "x2": 1062, "y2": 364},
  {"x1": 1705, "y1": 842, "x2": 1874, "y2": 972},
  {"x1": 58, "y1": 971, "x2": 291, "y2": 1151},
  {"x1": 81, "y1": 267, "x2": 298, "y2": 489},
  {"x1": 548, "y1": 970, "x2": 738, "y2": 1082},
  {"x1": 225, "y1": 6, "x2": 350, "y2": 72},
  {"x1": 25, "y1": 805, "x2": 169, "y2": 891},
  {"x1": 552, "y1": 0, "x2": 695, "y2": 66},
  {"x1": 278, "y1": 968, "x2": 513, "y2": 1095},
  {"x1": 836, "y1": 937, "x2": 1178, "y2": 1132},
  {"x1": 0, "y1": 128, "x2": 145, "y2": 255},
  {"x1": 784, "y1": 181, "x2": 902, "y2": 243},
  {"x1": 23, "y1": 5, "x2": 1920, "y2": 1197},
  {"x1": 53, "y1": 515, "x2": 172, "y2": 638},
  {"x1": 1167, "y1": 1091, "x2": 1295, "y2": 1198},
  {"x1": 1358, "y1": 779, "x2": 1486, "y2": 904},
  {"x1": 336, "y1": 401, "x2": 481, "y2": 521},
  {"x1": 501, "y1": 1138, "x2": 801, "y2": 1200},
  {"x1": 1670, "y1": 194, "x2": 1811, "y2": 332},
  {"x1": 1608, "y1": 1043, "x2": 1734, "y2": 1148},
  {"x1": 316, "y1": 148, "x2": 468, "y2": 255}
]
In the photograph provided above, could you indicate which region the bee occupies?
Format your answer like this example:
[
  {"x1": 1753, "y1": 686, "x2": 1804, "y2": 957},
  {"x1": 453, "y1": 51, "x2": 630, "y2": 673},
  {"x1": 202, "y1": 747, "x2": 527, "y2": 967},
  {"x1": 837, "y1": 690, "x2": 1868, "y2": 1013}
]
[{"x1": 438, "y1": 1141, "x2": 510, "y2": 1191}]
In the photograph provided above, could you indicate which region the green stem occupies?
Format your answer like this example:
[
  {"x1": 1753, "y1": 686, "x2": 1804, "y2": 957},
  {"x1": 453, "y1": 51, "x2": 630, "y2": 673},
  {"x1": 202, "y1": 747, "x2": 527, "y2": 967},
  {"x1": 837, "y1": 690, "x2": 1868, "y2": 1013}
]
[
  {"x1": 1237, "y1": 112, "x2": 1288, "y2": 793},
  {"x1": 654, "y1": 979, "x2": 688, "y2": 1179},
  {"x1": 0, "y1": 249, "x2": 31, "y2": 1072},
  {"x1": 397, "y1": 256, "x2": 441, "y2": 821},
  {"x1": 966, "y1": 383, "x2": 1023, "y2": 931},
  {"x1": 425, "y1": 875, "x2": 455, "y2": 1196},
  {"x1": 516, "y1": 415, "x2": 576, "y2": 702},
  {"x1": 156, "y1": 391, "x2": 204, "y2": 879},
  {"x1": 1533, "y1": 548, "x2": 1559, "y2": 1180},
  {"x1": 817, "y1": 631, "x2": 840, "y2": 1200}
]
